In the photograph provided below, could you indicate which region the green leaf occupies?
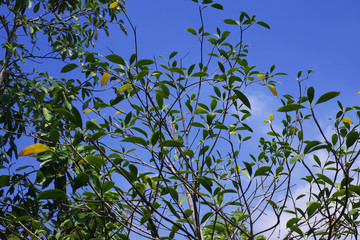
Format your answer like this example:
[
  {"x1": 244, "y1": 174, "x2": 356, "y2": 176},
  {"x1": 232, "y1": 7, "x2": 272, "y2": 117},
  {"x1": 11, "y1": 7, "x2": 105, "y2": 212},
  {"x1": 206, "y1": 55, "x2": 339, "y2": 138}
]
[
  {"x1": 315, "y1": 173, "x2": 334, "y2": 187},
  {"x1": 73, "y1": 172, "x2": 89, "y2": 191},
  {"x1": 286, "y1": 217, "x2": 301, "y2": 228},
  {"x1": 346, "y1": 131, "x2": 359, "y2": 148},
  {"x1": 289, "y1": 154, "x2": 303, "y2": 164},
  {"x1": 201, "y1": 212, "x2": 213, "y2": 224},
  {"x1": 197, "y1": 176, "x2": 213, "y2": 193},
  {"x1": 85, "y1": 155, "x2": 106, "y2": 169},
  {"x1": 156, "y1": 92, "x2": 164, "y2": 108},
  {"x1": 333, "y1": 189, "x2": 346, "y2": 198},
  {"x1": 254, "y1": 166, "x2": 272, "y2": 177},
  {"x1": 256, "y1": 21, "x2": 270, "y2": 29},
  {"x1": 122, "y1": 136, "x2": 147, "y2": 146},
  {"x1": 106, "y1": 54, "x2": 125, "y2": 65},
  {"x1": 60, "y1": 63, "x2": 78, "y2": 73},
  {"x1": 233, "y1": 90, "x2": 251, "y2": 109},
  {"x1": 306, "y1": 201, "x2": 321, "y2": 217},
  {"x1": 191, "y1": 72, "x2": 209, "y2": 77},
  {"x1": 223, "y1": 19, "x2": 237, "y2": 25},
  {"x1": 38, "y1": 189, "x2": 66, "y2": 200},
  {"x1": 211, "y1": 3, "x2": 223, "y2": 10},
  {"x1": 307, "y1": 86, "x2": 314, "y2": 104},
  {"x1": 159, "y1": 140, "x2": 184, "y2": 148},
  {"x1": 316, "y1": 91, "x2": 340, "y2": 104},
  {"x1": 102, "y1": 181, "x2": 115, "y2": 192},
  {"x1": 194, "y1": 108, "x2": 207, "y2": 114},
  {"x1": 186, "y1": 28, "x2": 197, "y2": 35},
  {"x1": 55, "y1": 108, "x2": 77, "y2": 127},
  {"x1": 304, "y1": 141, "x2": 321, "y2": 154},
  {"x1": 277, "y1": 104, "x2": 305, "y2": 112},
  {"x1": 0, "y1": 175, "x2": 10, "y2": 188},
  {"x1": 135, "y1": 59, "x2": 155, "y2": 67}
]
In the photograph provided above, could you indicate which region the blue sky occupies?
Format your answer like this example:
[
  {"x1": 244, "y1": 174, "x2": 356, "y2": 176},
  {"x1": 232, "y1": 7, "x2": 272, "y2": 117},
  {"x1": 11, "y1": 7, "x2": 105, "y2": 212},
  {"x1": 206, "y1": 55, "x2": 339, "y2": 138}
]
[{"x1": 115, "y1": 0, "x2": 360, "y2": 104}]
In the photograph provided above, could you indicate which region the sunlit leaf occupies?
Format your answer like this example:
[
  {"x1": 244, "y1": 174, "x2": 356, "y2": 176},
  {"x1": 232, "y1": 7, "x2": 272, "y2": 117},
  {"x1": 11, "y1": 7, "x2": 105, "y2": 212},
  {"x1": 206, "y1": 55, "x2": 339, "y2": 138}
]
[
  {"x1": 109, "y1": 1, "x2": 118, "y2": 8},
  {"x1": 269, "y1": 114, "x2": 274, "y2": 121},
  {"x1": 101, "y1": 72, "x2": 110, "y2": 86},
  {"x1": 268, "y1": 85, "x2": 277, "y2": 97},
  {"x1": 256, "y1": 73, "x2": 265, "y2": 80},
  {"x1": 357, "y1": 91, "x2": 360, "y2": 94},
  {"x1": 145, "y1": 175, "x2": 157, "y2": 190},
  {"x1": 229, "y1": 132, "x2": 236, "y2": 135},
  {"x1": 83, "y1": 109, "x2": 95, "y2": 114},
  {"x1": 117, "y1": 84, "x2": 132, "y2": 94},
  {"x1": 115, "y1": 110, "x2": 126, "y2": 114},
  {"x1": 19, "y1": 143, "x2": 53, "y2": 156},
  {"x1": 235, "y1": 166, "x2": 241, "y2": 173},
  {"x1": 342, "y1": 118, "x2": 353, "y2": 124}
]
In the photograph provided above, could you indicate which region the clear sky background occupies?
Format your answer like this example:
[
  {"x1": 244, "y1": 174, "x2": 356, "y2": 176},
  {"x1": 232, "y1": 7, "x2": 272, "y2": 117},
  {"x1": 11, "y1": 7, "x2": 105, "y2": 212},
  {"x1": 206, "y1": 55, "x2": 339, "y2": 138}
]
[{"x1": 111, "y1": 0, "x2": 360, "y2": 105}]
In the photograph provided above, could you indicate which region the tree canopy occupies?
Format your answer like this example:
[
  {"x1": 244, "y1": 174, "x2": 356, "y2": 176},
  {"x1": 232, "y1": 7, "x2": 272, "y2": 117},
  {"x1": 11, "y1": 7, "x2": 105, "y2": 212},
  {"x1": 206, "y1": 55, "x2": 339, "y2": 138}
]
[{"x1": 1, "y1": 0, "x2": 360, "y2": 239}]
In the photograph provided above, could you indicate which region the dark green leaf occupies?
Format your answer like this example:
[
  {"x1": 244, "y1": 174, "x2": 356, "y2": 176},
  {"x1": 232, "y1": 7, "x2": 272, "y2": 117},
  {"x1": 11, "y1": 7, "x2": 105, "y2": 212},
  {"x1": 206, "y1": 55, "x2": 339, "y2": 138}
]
[
  {"x1": 233, "y1": 90, "x2": 251, "y2": 109},
  {"x1": 159, "y1": 140, "x2": 184, "y2": 148},
  {"x1": 103, "y1": 181, "x2": 115, "y2": 192},
  {"x1": 191, "y1": 72, "x2": 209, "y2": 77},
  {"x1": 346, "y1": 131, "x2": 359, "y2": 148},
  {"x1": 315, "y1": 173, "x2": 334, "y2": 187},
  {"x1": 73, "y1": 172, "x2": 89, "y2": 191},
  {"x1": 135, "y1": 59, "x2": 155, "y2": 67},
  {"x1": 277, "y1": 104, "x2": 305, "y2": 112},
  {"x1": 0, "y1": 175, "x2": 10, "y2": 188},
  {"x1": 223, "y1": 19, "x2": 237, "y2": 25},
  {"x1": 306, "y1": 201, "x2": 321, "y2": 217},
  {"x1": 60, "y1": 63, "x2": 78, "y2": 73},
  {"x1": 254, "y1": 166, "x2": 272, "y2": 177},
  {"x1": 307, "y1": 86, "x2": 314, "y2": 104},
  {"x1": 211, "y1": 3, "x2": 223, "y2": 10},
  {"x1": 304, "y1": 141, "x2": 321, "y2": 154},
  {"x1": 286, "y1": 217, "x2": 301, "y2": 228},
  {"x1": 256, "y1": 21, "x2": 270, "y2": 29},
  {"x1": 106, "y1": 54, "x2": 125, "y2": 65},
  {"x1": 122, "y1": 136, "x2": 147, "y2": 146},
  {"x1": 316, "y1": 91, "x2": 340, "y2": 104},
  {"x1": 187, "y1": 28, "x2": 197, "y2": 35},
  {"x1": 38, "y1": 189, "x2": 66, "y2": 200}
]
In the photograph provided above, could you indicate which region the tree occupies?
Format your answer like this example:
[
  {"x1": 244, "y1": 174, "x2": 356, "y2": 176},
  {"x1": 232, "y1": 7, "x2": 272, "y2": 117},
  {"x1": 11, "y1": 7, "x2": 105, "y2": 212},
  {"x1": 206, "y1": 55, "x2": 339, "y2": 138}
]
[{"x1": 1, "y1": 0, "x2": 360, "y2": 239}]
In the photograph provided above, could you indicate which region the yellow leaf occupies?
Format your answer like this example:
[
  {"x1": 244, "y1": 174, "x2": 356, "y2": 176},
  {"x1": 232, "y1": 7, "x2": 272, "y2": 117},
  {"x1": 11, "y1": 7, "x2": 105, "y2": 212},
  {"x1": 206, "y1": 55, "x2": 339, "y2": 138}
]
[
  {"x1": 145, "y1": 175, "x2": 157, "y2": 190},
  {"x1": 270, "y1": 114, "x2": 274, "y2": 121},
  {"x1": 268, "y1": 85, "x2": 277, "y2": 97},
  {"x1": 256, "y1": 73, "x2": 265, "y2": 80},
  {"x1": 19, "y1": 143, "x2": 53, "y2": 156},
  {"x1": 235, "y1": 166, "x2": 241, "y2": 173},
  {"x1": 229, "y1": 132, "x2": 237, "y2": 135},
  {"x1": 264, "y1": 120, "x2": 270, "y2": 124},
  {"x1": 357, "y1": 91, "x2": 360, "y2": 94},
  {"x1": 109, "y1": 1, "x2": 118, "y2": 8},
  {"x1": 83, "y1": 109, "x2": 95, "y2": 114},
  {"x1": 342, "y1": 118, "x2": 353, "y2": 124},
  {"x1": 101, "y1": 73, "x2": 110, "y2": 87},
  {"x1": 208, "y1": 112, "x2": 215, "y2": 116},
  {"x1": 115, "y1": 110, "x2": 126, "y2": 114},
  {"x1": 116, "y1": 84, "x2": 132, "y2": 94}
]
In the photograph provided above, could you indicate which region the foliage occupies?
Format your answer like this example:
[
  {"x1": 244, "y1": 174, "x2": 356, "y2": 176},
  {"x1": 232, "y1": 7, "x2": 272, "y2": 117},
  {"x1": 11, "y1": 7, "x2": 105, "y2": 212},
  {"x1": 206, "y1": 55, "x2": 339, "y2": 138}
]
[{"x1": 1, "y1": 0, "x2": 360, "y2": 239}]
